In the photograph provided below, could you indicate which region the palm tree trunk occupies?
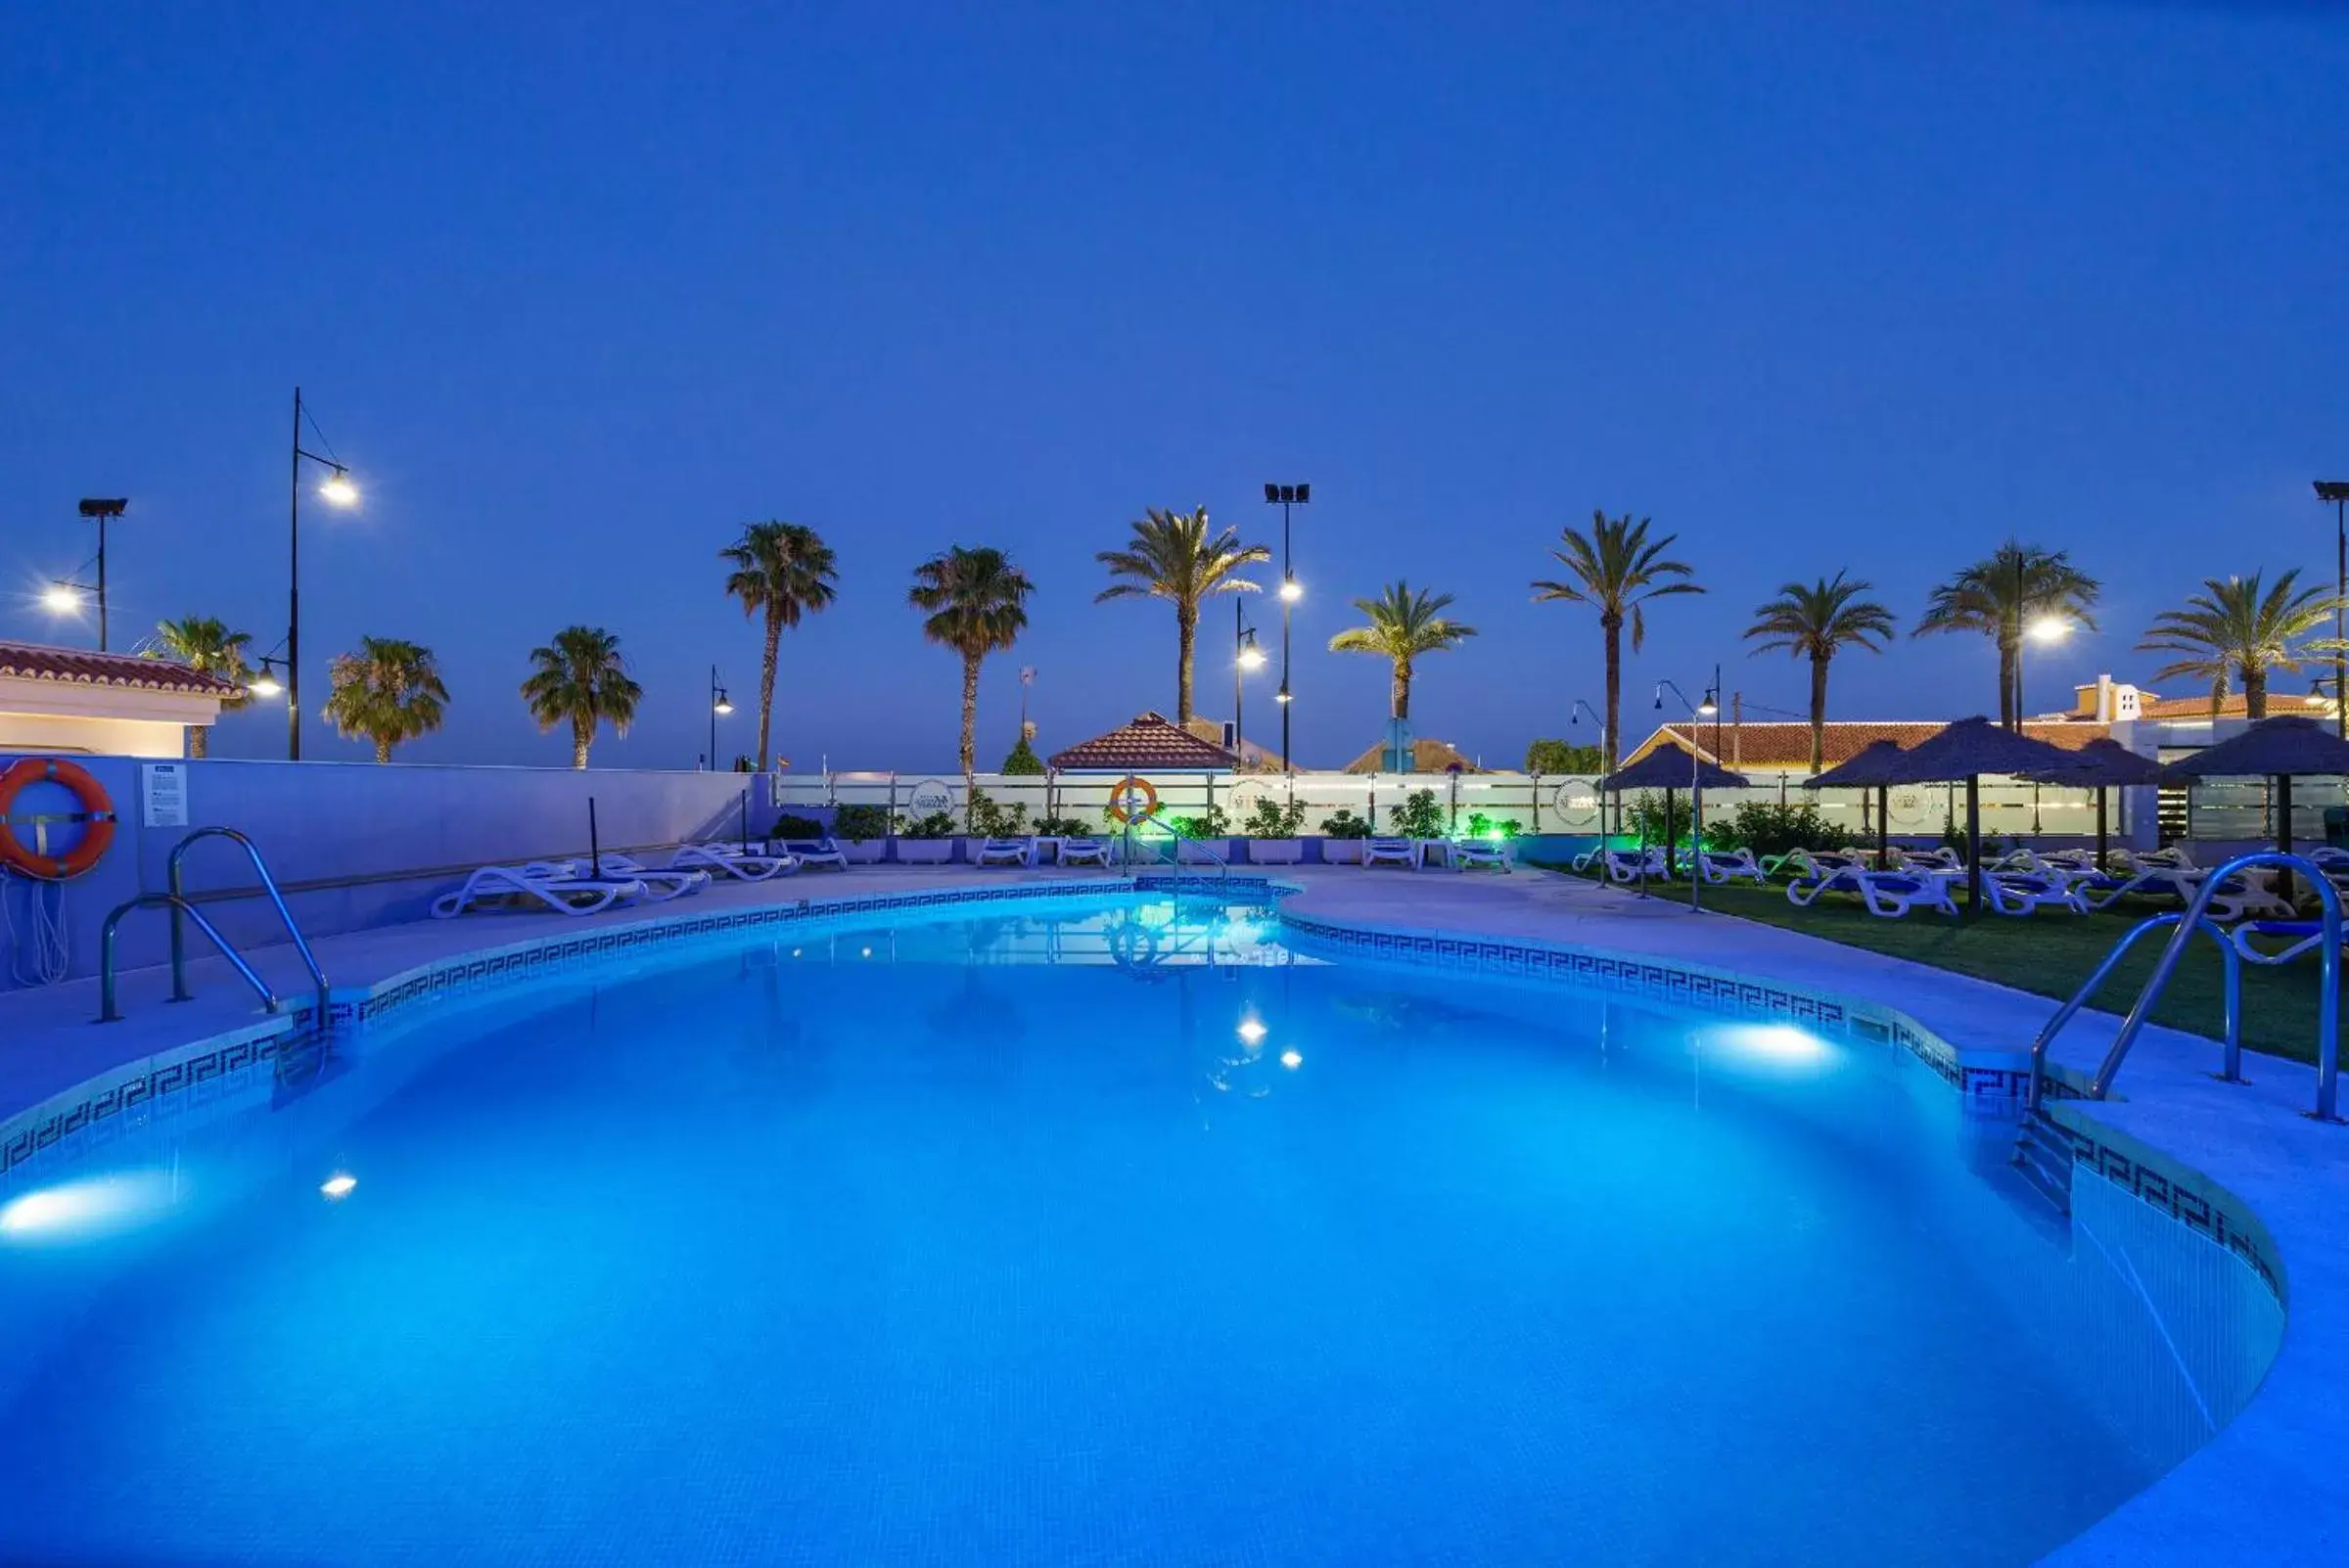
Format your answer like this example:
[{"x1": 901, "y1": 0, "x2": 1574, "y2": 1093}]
[
  {"x1": 574, "y1": 717, "x2": 591, "y2": 770},
  {"x1": 2246, "y1": 666, "x2": 2269, "y2": 720},
  {"x1": 1997, "y1": 636, "x2": 2016, "y2": 728},
  {"x1": 374, "y1": 736, "x2": 392, "y2": 764},
  {"x1": 958, "y1": 652, "x2": 982, "y2": 773},
  {"x1": 1601, "y1": 615, "x2": 1624, "y2": 773},
  {"x1": 1175, "y1": 605, "x2": 1198, "y2": 722},
  {"x1": 189, "y1": 725, "x2": 209, "y2": 761},
  {"x1": 1808, "y1": 655, "x2": 1829, "y2": 775},
  {"x1": 757, "y1": 607, "x2": 782, "y2": 769},
  {"x1": 1391, "y1": 661, "x2": 1411, "y2": 720}
]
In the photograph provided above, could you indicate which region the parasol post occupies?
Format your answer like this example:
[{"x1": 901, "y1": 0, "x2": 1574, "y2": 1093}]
[
  {"x1": 1965, "y1": 774, "x2": 1982, "y2": 914},
  {"x1": 1876, "y1": 783, "x2": 1889, "y2": 867}
]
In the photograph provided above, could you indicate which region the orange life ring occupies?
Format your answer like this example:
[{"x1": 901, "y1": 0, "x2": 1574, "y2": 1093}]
[
  {"x1": 1107, "y1": 775, "x2": 1160, "y2": 823},
  {"x1": 0, "y1": 758, "x2": 117, "y2": 880}
]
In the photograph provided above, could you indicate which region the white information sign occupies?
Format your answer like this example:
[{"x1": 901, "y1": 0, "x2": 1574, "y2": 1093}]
[{"x1": 141, "y1": 762, "x2": 189, "y2": 828}]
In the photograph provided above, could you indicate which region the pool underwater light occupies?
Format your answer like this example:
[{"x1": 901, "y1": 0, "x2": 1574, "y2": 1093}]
[
  {"x1": 320, "y1": 1173, "x2": 357, "y2": 1200},
  {"x1": 1237, "y1": 1018, "x2": 1267, "y2": 1046},
  {"x1": 1280, "y1": 1049, "x2": 1303, "y2": 1069}
]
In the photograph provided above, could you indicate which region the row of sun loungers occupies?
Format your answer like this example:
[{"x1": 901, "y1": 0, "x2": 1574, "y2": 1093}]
[{"x1": 433, "y1": 840, "x2": 821, "y2": 919}]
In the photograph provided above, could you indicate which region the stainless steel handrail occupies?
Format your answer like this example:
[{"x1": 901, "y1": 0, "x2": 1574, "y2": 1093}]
[
  {"x1": 99, "y1": 894, "x2": 280, "y2": 1023},
  {"x1": 165, "y1": 827, "x2": 332, "y2": 1026},
  {"x1": 2030, "y1": 852, "x2": 2339, "y2": 1122},
  {"x1": 1119, "y1": 812, "x2": 1231, "y2": 880},
  {"x1": 2026, "y1": 911, "x2": 2240, "y2": 1111}
]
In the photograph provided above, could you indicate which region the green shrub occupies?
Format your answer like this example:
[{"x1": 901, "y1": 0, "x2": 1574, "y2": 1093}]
[
  {"x1": 1170, "y1": 807, "x2": 1231, "y2": 838},
  {"x1": 1036, "y1": 815, "x2": 1089, "y2": 837},
  {"x1": 1705, "y1": 800, "x2": 1844, "y2": 857},
  {"x1": 1464, "y1": 812, "x2": 1522, "y2": 840},
  {"x1": 1000, "y1": 736, "x2": 1045, "y2": 774},
  {"x1": 1525, "y1": 738, "x2": 1603, "y2": 773},
  {"x1": 832, "y1": 804, "x2": 895, "y2": 840},
  {"x1": 771, "y1": 813, "x2": 825, "y2": 840},
  {"x1": 1319, "y1": 808, "x2": 1372, "y2": 839},
  {"x1": 901, "y1": 810, "x2": 958, "y2": 839},
  {"x1": 1391, "y1": 788, "x2": 1446, "y2": 840},
  {"x1": 1241, "y1": 797, "x2": 1308, "y2": 838},
  {"x1": 965, "y1": 787, "x2": 1032, "y2": 837}
]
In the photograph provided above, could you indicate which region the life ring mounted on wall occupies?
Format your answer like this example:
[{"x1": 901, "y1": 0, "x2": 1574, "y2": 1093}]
[
  {"x1": 0, "y1": 758, "x2": 117, "y2": 880},
  {"x1": 1107, "y1": 775, "x2": 1160, "y2": 824}
]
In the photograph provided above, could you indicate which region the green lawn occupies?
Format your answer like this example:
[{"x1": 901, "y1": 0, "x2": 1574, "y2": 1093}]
[{"x1": 1530, "y1": 866, "x2": 2342, "y2": 1067}]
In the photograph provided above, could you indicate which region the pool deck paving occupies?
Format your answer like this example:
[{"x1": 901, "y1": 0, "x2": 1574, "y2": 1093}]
[{"x1": 2, "y1": 862, "x2": 2343, "y2": 1565}]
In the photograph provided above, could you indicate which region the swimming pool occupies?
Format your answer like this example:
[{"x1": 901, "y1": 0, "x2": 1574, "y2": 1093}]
[{"x1": 0, "y1": 890, "x2": 2283, "y2": 1565}]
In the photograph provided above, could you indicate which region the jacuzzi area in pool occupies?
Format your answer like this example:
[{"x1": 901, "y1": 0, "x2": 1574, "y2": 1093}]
[{"x1": 0, "y1": 881, "x2": 2301, "y2": 1566}]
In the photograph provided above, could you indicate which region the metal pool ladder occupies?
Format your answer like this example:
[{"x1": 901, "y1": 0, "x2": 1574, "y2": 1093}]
[
  {"x1": 1120, "y1": 814, "x2": 1231, "y2": 881},
  {"x1": 98, "y1": 827, "x2": 334, "y2": 1032},
  {"x1": 2013, "y1": 851, "x2": 2341, "y2": 1212}
]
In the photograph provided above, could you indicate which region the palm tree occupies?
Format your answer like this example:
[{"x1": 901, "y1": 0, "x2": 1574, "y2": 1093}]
[
  {"x1": 1742, "y1": 574, "x2": 1897, "y2": 774},
  {"x1": 321, "y1": 637, "x2": 448, "y2": 763},
  {"x1": 150, "y1": 616, "x2": 254, "y2": 759},
  {"x1": 909, "y1": 546, "x2": 1035, "y2": 773},
  {"x1": 721, "y1": 521, "x2": 839, "y2": 769},
  {"x1": 1913, "y1": 540, "x2": 2100, "y2": 728},
  {"x1": 1095, "y1": 506, "x2": 1268, "y2": 722},
  {"x1": 1531, "y1": 511, "x2": 1702, "y2": 772},
  {"x1": 520, "y1": 625, "x2": 644, "y2": 769},
  {"x1": 2138, "y1": 570, "x2": 2337, "y2": 719},
  {"x1": 1327, "y1": 581, "x2": 1478, "y2": 720}
]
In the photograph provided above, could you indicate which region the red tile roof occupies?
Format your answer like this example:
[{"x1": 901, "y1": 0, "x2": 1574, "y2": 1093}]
[
  {"x1": 1630, "y1": 719, "x2": 2110, "y2": 772},
  {"x1": 1048, "y1": 712, "x2": 1239, "y2": 771},
  {"x1": 1341, "y1": 737, "x2": 1482, "y2": 773},
  {"x1": 2137, "y1": 691, "x2": 2334, "y2": 721},
  {"x1": 0, "y1": 638, "x2": 246, "y2": 697}
]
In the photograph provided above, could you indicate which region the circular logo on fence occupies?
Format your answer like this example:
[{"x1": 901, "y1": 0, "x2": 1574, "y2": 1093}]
[
  {"x1": 908, "y1": 778, "x2": 954, "y2": 814},
  {"x1": 1551, "y1": 781, "x2": 1600, "y2": 829},
  {"x1": 1225, "y1": 778, "x2": 1269, "y2": 822}
]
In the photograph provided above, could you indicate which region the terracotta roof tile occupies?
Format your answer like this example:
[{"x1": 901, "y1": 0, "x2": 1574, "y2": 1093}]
[
  {"x1": 1341, "y1": 737, "x2": 1481, "y2": 773},
  {"x1": 1048, "y1": 712, "x2": 1238, "y2": 771},
  {"x1": 1629, "y1": 719, "x2": 2109, "y2": 772},
  {"x1": 0, "y1": 638, "x2": 245, "y2": 697}
]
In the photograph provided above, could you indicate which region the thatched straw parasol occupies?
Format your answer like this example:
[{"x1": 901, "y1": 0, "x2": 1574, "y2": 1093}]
[
  {"x1": 2019, "y1": 737, "x2": 2165, "y2": 870},
  {"x1": 1879, "y1": 717, "x2": 2085, "y2": 909},
  {"x1": 1600, "y1": 741, "x2": 1749, "y2": 872},
  {"x1": 2158, "y1": 715, "x2": 2349, "y2": 857},
  {"x1": 1802, "y1": 739, "x2": 1909, "y2": 868}
]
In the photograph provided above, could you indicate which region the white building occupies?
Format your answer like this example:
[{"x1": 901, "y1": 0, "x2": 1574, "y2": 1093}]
[{"x1": 0, "y1": 638, "x2": 243, "y2": 759}]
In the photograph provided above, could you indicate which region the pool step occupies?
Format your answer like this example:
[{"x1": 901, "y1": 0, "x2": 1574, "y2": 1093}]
[{"x1": 2009, "y1": 1110, "x2": 2076, "y2": 1217}]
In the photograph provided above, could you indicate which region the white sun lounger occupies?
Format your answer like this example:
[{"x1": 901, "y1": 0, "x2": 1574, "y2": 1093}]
[
  {"x1": 668, "y1": 843, "x2": 797, "y2": 881},
  {"x1": 432, "y1": 864, "x2": 647, "y2": 919},
  {"x1": 569, "y1": 853, "x2": 711, "y2": 900},
  {"x1": 778, "y1": 837, "x2": 852, "y2": 870},
  {"x1": 1982, "y1": 872, "x2": 2088, "y2": 916},
  {"x1": 1451, "y1": 839, "x2": 1511, "y2": 872},
  {"x1": 1604, "y1": 847, "x2": 1667, "y2": 883},
  {"x1": 1362, "y1": 837, "x2": 1417, "y2": 869},
  {"x1": 1058, "y1": 837, "x2": 1112, "y2": 867},
  {"x1": 977, "y1": 837, "x2": 1035, "y2": 867},
  {"x1": 1894, "y1": 847, "x2": 1962, "y2": 872},
  {"x1": 1787, "y1": 866, "x2": 1958, "y2": 918},
  {"x1": 1696, "y1": 849, "x2": 1767, "y2": 886},
  {"x1": 1760, "y1": 848, "x2": 1864, "y2": 882}
]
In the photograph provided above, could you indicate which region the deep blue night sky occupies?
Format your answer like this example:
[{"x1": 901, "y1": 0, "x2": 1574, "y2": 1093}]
[{"x1": 4, "y1": 3, "x2": 2345, "y2": 771}]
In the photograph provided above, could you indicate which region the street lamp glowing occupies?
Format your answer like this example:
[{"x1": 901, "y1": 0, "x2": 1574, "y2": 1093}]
[
  {"x1": 2027, "y1": 616, "x2": 2070, "y2": 645},
  {"x1": 318, "y1": 469, "x2": 359, "y2": 507},
  {"x1": 1696, "y1": 692, "x2": 1720, "y2": 716},
  {"x1": 41, "y1": 582, "x2": 83, "y2": 615},
  {"x1": 714, "y1": 690, "x2": 734, "y2": 715},
  {"x1": 248, "y1": 672, "x2": 284, "y2": 699},
  {"x1": 1275, "y1": 686, "x2": 1292, "y2": 705},
  {"x1": 1238, "y1": 643, "x2": 1267, "y2": 671},
  {"x1": 1279, "y1": 577, "x2": 1303, "y2": 604}
]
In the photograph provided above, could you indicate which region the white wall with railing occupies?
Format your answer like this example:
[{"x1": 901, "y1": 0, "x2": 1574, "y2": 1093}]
[{"x1": 769, "y1": 767, "x2": 2147, "y2": 843}]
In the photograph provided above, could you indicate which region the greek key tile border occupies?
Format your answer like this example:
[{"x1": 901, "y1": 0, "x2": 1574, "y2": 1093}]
[
  {"x1": 0, "y1": 1018, "x2": 292, "y2": 1183},
  {"x1": 1277, "y1": 906, "x2": 2281, "y2": 1302}
]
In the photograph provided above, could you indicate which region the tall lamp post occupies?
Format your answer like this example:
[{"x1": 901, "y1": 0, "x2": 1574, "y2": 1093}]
[
  {"x1": 1655, "y1": 678, "x2": 1719, "y2": 913},
  {"x1": 1569, "y1": 696, "x2": 1610, "y2": 836},
  {"x1": 41, "y1": 498, "x2": 128, "y2": 651},
  {"x1": 287, "y1": 387, "x2": 360, "y2": 760},
  {"x1": 1264, "y1": 483, "x2": 1309, "y2": 772},
  {"x1": 1234, "y1": 602, "x2": 1266, "y2": 761},
  {"x1": 2319, "y1": 483, "x2": 2349, "y2": 739},
  {"x1": 710, "y1": 667, "x2": 734, "y2": 769}
]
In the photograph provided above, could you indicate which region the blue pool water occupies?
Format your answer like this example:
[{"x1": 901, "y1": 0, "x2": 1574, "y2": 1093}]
[{"x1": 0, "y1": 894, "x2": 2281, "y2": 1566}]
